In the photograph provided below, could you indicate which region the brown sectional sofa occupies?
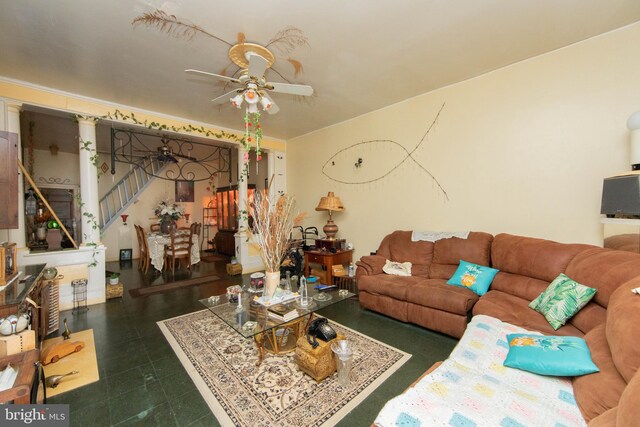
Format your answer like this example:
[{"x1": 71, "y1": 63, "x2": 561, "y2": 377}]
[{"x1": 357, "y1": 230, "x2": 640, "y2": 425}]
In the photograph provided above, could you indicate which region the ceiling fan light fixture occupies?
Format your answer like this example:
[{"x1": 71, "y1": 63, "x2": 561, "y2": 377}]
[
  {"x1": 246, "y1": 103, "x2": 259, "y2": 114},
  {"x1": 231, "y1": 93, "x2": 244, "y2": 108},
  {"x1": 259, "y1": 96, "x2": 273, "y2": 111},
  {"x1": 244, "y1": 89, "x2": 259, "y2": 104}
]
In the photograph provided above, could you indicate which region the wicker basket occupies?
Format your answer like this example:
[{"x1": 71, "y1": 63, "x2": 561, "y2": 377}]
[
  {"x1": 106, "y1": 283, "x2": 124, "y2": 299},
  {"x1": 226, "y1": 263, "x2": 243, "y2": 276},
  {"x1": 295, "y1": 333, "x2": 345, "y2": 382}
]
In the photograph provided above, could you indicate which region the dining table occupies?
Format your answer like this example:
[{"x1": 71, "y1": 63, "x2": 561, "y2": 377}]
[{"x1": 146, "y1": 231, "x2": 201, "y2": 271}]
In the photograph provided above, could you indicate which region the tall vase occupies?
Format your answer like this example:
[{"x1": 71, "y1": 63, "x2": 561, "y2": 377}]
[
  {"x1": 160, "y1": 219, "x2": 176, "y2": 234},
  {"x1": 264, "y1": 271, "x2": 280, "y2": 301}
]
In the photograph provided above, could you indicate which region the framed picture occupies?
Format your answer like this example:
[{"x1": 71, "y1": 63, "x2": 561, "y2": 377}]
[
  {"x1": 175, "y1": 180, "x2": 195, "y2": 202},
  {"x1": 119, "y1": 249, "x2": 132, "y2": 262}
]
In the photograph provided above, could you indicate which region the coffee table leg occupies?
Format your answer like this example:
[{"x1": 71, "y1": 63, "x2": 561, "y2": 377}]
[{"x1": 254, "y1": 333, "x2": 266, "y2": 366}]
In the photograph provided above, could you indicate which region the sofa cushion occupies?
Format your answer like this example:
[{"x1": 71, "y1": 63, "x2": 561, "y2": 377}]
[
  {"x1": 588, "y1": 407, "x2": 618, "y2": 427},
  {"x1": 358, "y1": 291, "x2": 408, "y2": 322},
  {"x1": 568, "y1": 302, "x2": 607, "y2": 335},
  {"x1": 446, "y1": 260, "x2": 498, "y2": 296},
  {"x1": 429, "y1": 232, "x2": 493, "y2": 279},
  {"x1": 572, "y1": 324, "x2": 627, "y2": 422},
  {"x1": 565, "y1": 247, "x2": 640, "y2": 308},
  {"x1": 406, "y1": 279, "x2": 479, "y2": 315},
  {"x1": 504, "y1": 334, "x2": 599, "y2": 376},
  {"x1": 406, "y1": 304, "x2": 469, "y2": 338},
  {"x1": 529, "y1": 273, "x2": 597, "y2": 330},
  {"x1": 617, "y1": 368, "x2": 640, "y2": 427},
  {"x1": 357, "y1": 274, "x2": 424, "y2": 300},
  {"x1": 355, "y1": 255, "x2": 386, "y2": 277},
  {"x1": 491, "y1": 233, "x2": 592, "y2": 283},
  {"x1": 472, "y1": 290, "x2": 584, "y2": 336},
  {"x1": 490, "y1": 271, "x2": 550, "y2": 301},
  {"x1": 376, "y1": 231, "x2": 434, "y2": 277},
  {"x1": 606, "y1": 276, "x2": 640, "y2": 383}
]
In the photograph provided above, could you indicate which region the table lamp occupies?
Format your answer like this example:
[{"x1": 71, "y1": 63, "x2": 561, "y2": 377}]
[{"x1": 315, "y1": 192, "x2": 345, "y2": 239}]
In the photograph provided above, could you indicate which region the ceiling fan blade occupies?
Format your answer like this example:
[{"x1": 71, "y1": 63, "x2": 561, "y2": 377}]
[
  {"x1": 211, "y1": 89, "x2": 242, "y2": 104},
  {"x1": 261, "y1": 93, "x2": 280, "y2": 115},
  {"x1": 158, "y1": 154, "x2": 178, "y2": 164},
  {"x1": 266, "y1": 82, "x2": 314, "y2": 96},
  {"x1": 185, "y1": 69, "x2": 241, "y2": 84},
  {"x1": 174, "y1": 153, "x2": 197, "y2": 162},
  {"x1": 247, "y1": 53, "x2": 268, "y2": 80}
]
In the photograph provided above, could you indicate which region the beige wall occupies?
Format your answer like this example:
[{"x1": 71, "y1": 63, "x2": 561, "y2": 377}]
[
  {"x1": 288, "y1": 23, "x2": 640, "y2": 260},
  {"x1": 31, "y1": 148, "x2": 80, "y2": 185}
]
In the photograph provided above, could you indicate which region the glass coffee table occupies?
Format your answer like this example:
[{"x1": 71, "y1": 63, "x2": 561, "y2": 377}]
[{"x1": 200, "y1": 285, "x2": 354, "y2": 366}]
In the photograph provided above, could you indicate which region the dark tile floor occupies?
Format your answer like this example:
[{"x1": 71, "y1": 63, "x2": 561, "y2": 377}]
[{"x1": 49, "y1": 258, "x2": 457, "y2": 426}]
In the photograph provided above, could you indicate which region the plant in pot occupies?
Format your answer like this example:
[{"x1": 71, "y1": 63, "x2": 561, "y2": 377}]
[
  {"x1": 154, "y1": 200, "x2": 185, "y2": 234},
  {"x1": 247, "y1": 192, "x2": 305, "y2": 302},
  {"x1": 109, "y1": 272, "x2": 120, "y2": 285}
]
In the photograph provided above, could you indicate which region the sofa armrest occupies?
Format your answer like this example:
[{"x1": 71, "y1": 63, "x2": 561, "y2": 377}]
[{"x1": 356, "y1": 255, "x2": 387, "y2": 277}]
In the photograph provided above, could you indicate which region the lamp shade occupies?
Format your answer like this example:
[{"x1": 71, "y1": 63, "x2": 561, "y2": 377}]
[
  {"x1": 629, "y1": 111, "x2": 640, "y2": 169},
  {"x1": 230, "y1": 93, "x2": 244, "y2": 109},
  {"x1": 315, "y1": 192, "x2": 345, "y2": 212},
  {"x1": 627, "y1": 111, "x2": 640, "y2": 130}
]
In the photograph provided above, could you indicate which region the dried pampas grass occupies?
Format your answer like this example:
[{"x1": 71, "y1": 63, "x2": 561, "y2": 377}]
[{"x1": 247, "y1": 192, "x2": 306, "y2": 273}]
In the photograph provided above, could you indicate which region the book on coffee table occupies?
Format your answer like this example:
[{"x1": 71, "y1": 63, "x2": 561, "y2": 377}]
[{"x1": 267, "y1": 304, "x2": 299, "y2": 321}]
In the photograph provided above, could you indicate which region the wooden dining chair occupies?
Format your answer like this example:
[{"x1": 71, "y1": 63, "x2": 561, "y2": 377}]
[
  {"x1": 135, "y1": 224, "x2": 151, "y2": 273},
  {"x1": 150, "y1": 223, "x2": 161, "y2": 232},
  {"x1": 164, "y1": 229, "x2": 193, "y2": 273}
]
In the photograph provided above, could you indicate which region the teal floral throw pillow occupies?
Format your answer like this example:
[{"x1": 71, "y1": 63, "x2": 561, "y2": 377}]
[
  {"x1": 504, "y1": 334, "x2": 599, "y2": 376},
  {"x1": 529, "y1": 273, "x2": 597, "y2": 330},
  {"x1": 447, "y1": 260, "x2": 499, "y2": 296}
]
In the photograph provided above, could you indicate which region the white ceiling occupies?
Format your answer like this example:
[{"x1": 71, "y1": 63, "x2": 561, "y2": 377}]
[{"x1": 1, "y1": 1, "x2": 640, "y2": 140}]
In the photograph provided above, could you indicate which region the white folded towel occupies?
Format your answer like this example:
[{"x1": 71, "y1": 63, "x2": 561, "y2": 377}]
[{"x1": 411, "y1": 231, "x2": 470, "y2": 242}]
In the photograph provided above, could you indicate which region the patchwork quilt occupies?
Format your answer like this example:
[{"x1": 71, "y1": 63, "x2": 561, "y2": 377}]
[{"x1": 374, "y1": 315, "x2": 586, "y2": 427}]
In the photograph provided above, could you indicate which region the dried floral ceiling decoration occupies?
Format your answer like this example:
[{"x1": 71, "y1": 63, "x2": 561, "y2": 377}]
[
  {"x1": 110, "y1": 128, "x2": 232, "y2": 183},
  {"x1": 322, "y1": 103, "x2": 449, "y2": 200},
  {"x1": 132, "y1": 10, "x2": 314, "y2": 176}
]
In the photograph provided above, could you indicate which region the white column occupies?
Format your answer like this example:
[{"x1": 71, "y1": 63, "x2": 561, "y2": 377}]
[
  {"x1": 235, "y1": 146, "x2": 249, "y2": 263},
  {"x1": 267, "y1": 151, "x2": 286, "y2": 201},
  {"x1": 7, "y1": 103, "x2": 26, "y2": 248},
  {"x1": 267, "y1": 151, "x2": 276, "y2": 201},
  {"x1": 78, "y1": 118, "x2": 101, "y2": 244}
]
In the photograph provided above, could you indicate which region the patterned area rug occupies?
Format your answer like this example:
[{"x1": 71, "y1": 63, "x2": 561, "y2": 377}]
[{"x1": 158, "y1": 310, "x2": 411, "y2": 426}]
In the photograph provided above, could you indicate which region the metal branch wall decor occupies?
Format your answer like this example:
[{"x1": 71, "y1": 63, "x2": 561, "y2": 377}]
[
  {"x1": 110, "y1": 128, "x2": 232, "y2": 182},
  {"x1": 322, "y1": 103, "x2": 449, "y2": 200}
]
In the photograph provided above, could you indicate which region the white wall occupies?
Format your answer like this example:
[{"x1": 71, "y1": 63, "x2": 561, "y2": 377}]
[{"x1": 288, "y1": 23, "x2": 640, "y2": 260}]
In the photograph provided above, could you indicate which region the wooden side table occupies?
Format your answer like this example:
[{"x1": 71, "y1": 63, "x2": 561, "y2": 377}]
[{"x1": 304, "y1": 249, "x2": 353, "y2": 285}]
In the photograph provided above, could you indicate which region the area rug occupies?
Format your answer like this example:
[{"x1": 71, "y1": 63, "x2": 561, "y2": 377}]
[
  {"x1": 128, "y1": 274, "x2": 221, "y2": 297},
  {"x1": 158, "y1": 310, "x2": 411, "y2": 427},
  {"x1": 41, "y1": 329, "x2": 99, "y2": 397}
]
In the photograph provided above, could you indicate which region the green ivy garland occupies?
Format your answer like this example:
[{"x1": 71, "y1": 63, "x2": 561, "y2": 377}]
[
  {"x1": 84, "y1": 109, "x2": 246, "y2": 144},
  {"x1": 75, "y1": 108, "x2": 261, "y2": 182},
  {"x1": 79, "y1": 139, "x2": 102, "y2": 179},
  {"x1": 75, "y1": 194, "x2": 102, "y2": 268}
]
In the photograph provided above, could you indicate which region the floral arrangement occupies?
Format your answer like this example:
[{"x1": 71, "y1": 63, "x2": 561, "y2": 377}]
[
  {"x1": 154, "y1": 200, "x2": 185, "y2": 221},
  {"x1": 247, "y1": 192, "x2": 305, "y2": 273}
]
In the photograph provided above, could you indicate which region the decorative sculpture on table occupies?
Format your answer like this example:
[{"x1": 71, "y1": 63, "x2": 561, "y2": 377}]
[{"x1": 61, "y1": 318, "x2": 71, "y2": 340}]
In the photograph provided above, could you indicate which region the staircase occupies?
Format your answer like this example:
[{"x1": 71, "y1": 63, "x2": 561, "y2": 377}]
[{"x1": 99, "y1": 158, "x2": 166, "y2": 230}]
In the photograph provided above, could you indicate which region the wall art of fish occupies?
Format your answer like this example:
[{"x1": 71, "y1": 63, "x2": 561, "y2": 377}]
[{"x1": 321, "y1": 103, "x2": 449, "y2": 200}]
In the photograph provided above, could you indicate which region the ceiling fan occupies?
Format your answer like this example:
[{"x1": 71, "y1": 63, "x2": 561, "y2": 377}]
[
  {"x1": 185, "y1": 43, "x2": 314, "y2": 114},
  {"x1": 136, "y1": 139, "x2": 197, "y2": 163}
]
